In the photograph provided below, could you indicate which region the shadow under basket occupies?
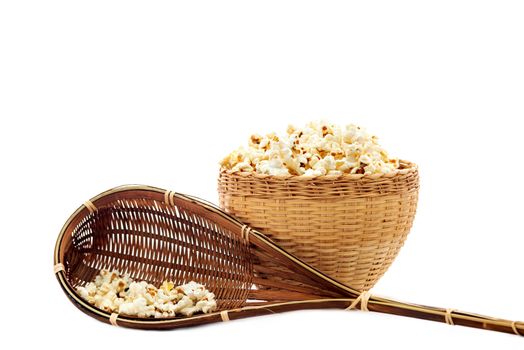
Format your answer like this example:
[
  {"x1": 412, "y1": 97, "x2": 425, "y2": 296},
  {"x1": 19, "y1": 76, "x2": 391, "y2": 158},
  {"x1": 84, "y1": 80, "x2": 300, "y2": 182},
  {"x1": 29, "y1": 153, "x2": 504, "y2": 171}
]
[{"x1": 218, "y1": 160, "x2": 420, "y2": 290}]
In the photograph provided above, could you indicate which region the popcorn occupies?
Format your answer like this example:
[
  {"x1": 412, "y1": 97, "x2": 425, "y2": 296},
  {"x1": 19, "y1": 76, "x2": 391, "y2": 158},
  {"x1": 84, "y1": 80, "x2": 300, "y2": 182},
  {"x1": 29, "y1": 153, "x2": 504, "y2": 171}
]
[
  {"x1": 220, "y1": 121, "x2": 400, "y2": 176},
  {"x1": 76, "y1": 269, "x2": 217, "y2": 318}
]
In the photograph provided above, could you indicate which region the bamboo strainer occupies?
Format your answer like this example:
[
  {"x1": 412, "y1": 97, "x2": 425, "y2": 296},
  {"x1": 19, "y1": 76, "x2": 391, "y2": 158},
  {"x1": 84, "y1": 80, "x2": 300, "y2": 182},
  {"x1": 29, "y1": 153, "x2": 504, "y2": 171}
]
[
  {"x1": 218, "y1": 160, "x2": 419, "y2": 290},
  {"x1": 54, "y1": 185, "x2": 523, "y2": 336}
]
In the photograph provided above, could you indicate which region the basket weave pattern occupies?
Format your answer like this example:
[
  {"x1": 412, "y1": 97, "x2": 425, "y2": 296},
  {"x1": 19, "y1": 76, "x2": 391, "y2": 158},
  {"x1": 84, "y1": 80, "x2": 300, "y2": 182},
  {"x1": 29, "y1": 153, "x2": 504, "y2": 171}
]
[
  {"x1": 63, "y1": 196, "x2": 253, "y2": 312},
  {"x1": 218, "y1": 161, "x2": 419, "y2": 290}
]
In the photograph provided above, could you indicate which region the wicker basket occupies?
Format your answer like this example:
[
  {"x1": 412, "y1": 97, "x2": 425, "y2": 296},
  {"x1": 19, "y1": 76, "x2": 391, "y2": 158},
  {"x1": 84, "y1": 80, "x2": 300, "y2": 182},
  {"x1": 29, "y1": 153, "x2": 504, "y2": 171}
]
[
  {"x1": 218, "y1": 160, "x2": 419, "y2": 290},
  {"x1": 54, "y1": 185, "x2": 523, "y2": 336}
]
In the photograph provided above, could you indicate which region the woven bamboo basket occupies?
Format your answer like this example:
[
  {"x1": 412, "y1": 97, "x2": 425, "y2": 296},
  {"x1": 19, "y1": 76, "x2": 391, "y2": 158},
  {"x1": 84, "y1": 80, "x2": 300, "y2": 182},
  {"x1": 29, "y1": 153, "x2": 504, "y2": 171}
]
[
  {"x1": 53, "y1": 185, "x2": 523, "y2": 336},
  {"x1": 218, "y1": 160, "x2": 419, "y2": 290}
]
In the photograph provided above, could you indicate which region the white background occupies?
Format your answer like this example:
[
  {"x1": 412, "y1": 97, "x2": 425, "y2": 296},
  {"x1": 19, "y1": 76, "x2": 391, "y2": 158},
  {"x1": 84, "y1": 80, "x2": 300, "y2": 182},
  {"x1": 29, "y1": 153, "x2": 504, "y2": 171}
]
[{"x1": 1, "y1": 0, "x2": 523, "y2": 348}]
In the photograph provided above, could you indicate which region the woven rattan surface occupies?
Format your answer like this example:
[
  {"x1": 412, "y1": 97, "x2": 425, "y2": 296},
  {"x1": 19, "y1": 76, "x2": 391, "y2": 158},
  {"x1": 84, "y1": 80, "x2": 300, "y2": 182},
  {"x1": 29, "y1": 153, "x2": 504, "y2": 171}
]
[
  {"x1": 218, "y1": 160, "x2": 420, "y2": 290},
  {"x1": 54, "y1": 185, "x2": 523, "y2": 336},
  {"x1": 63, "y1": 196, "x2": 252, "y2": 311}
]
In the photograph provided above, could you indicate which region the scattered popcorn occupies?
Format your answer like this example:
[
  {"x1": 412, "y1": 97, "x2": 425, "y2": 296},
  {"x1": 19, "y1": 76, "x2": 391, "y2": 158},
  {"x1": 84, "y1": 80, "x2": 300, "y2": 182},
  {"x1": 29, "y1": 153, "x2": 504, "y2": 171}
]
[
  {"x1": 76, "y1": 269, "x2": 217, "y2": 318},
  {"x1": 220, "y1": 121, "x2": 400, "y2": 176}
]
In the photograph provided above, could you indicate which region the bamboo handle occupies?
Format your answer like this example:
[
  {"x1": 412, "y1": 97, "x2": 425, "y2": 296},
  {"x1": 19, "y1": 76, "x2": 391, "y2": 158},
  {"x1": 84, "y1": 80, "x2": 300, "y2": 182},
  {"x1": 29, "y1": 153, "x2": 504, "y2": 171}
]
[{"x1": 359, "y1": 295, "x2": 523, "y2": 337}]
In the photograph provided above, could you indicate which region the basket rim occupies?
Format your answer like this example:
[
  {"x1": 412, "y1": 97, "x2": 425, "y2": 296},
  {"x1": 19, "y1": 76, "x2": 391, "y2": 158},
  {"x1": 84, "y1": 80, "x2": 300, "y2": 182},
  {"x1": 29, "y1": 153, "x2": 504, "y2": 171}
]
[{"x1": 219, "y1": 159, "x2": 417, "y2": 181}]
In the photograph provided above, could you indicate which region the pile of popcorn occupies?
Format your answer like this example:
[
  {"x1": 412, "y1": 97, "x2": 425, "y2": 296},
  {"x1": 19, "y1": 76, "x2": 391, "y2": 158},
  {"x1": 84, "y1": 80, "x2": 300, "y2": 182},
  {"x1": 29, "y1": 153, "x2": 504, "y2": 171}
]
[
  {"x1": 76, "y1": 270, "x2": 217, "y2": 318},
  {"x1": 220, "y1": 121, "x2": 400, "y2": 176}
]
